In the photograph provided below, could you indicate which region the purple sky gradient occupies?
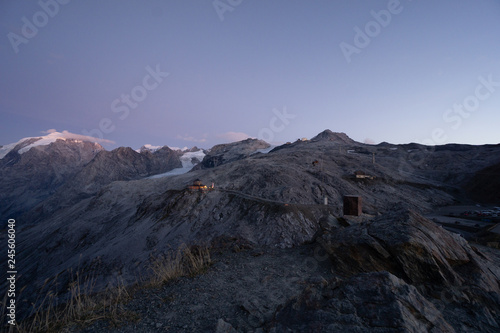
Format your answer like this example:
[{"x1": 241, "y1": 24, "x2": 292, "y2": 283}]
[{"x1": 1, "y1": 0, "x2": 500, "y2": 150}]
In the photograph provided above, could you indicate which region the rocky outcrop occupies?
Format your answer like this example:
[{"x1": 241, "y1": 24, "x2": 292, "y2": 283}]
[
  {"x1": 310, "y1": 129, "x2": 356, "y2": 145},
  {"x1": 314, "y1": 208, "x2": 500, "y2": 332},
  {"x1": 271, "y1": 271, "x2": 454, "y2": 332},
  {"x1": 318, "y1": 208, "x2": 500, "y2": 289}
]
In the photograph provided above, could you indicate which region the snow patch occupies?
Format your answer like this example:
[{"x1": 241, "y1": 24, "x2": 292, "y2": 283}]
[
  {"x1": 252, "y1": 146, "x2": 275, "y2": 154},
  {"x1": 136, "y1": 144, "x2": 164, "y2": 153},
  {"x1": 0, "y1": 141, "x2": 28, "y2": 159},
  {"x1": 136, "y1": 145, "x2": 190, "y2": 153},
  {"x1": 142, "y1": 144, "x2": 162, "y2": 152},
  {"x1": 148, "y1": 150, "x2": 206, "y2": 179},
  {"x1": 18, "y1": 136, "x2": 67, "y2": 154},
  {"x1": 168, "y1": 146, "x2": 189, "y2": 152}
]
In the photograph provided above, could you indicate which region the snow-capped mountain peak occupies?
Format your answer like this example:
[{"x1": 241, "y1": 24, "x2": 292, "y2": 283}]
[{"x1": 0, "y1": 130, "x2": 110, "y2": 159}]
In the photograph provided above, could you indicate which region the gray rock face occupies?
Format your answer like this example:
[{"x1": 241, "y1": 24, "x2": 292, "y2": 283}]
[
  {"x1": 318, "y1": 208, "x2": 500, "y2": 290},
  {"x1": 272, "y1": 271, "x2": 454, "y2": 333},
  {"x1": 314, "y1": 208, "x2": 500, "y2": 332},
  {"x1": 215, "y1": 318, "x2": 238, "y2": 333},
  {"x1": 194, "y1": 138, "x2": 269, "y2": 169}
]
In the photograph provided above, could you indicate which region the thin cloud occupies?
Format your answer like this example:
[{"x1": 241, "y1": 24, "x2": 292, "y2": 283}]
[
  {"x1": 42, "y1": 129, "x2": 58, "y2": 134},
  {"x1": 41, "y1": 129, "x2": 115, "y2": 145},
  {"x1": 217, "y1": 131, "x2": 254, "y2": 143},
  {"x1": 364, "y1": 138, "x2": 377, "y2": 145}
]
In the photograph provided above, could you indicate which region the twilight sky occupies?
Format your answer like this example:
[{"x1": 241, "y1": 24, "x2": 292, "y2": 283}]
[{"x1": 1, "y1": 0, "x2": 500, "y2": 150}]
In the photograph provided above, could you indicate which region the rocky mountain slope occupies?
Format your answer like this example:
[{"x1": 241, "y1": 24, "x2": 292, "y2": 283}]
[
  {"x1": 193, "y1": 138, "x2": 270, "y2": 170},
  {"x1": 464, "y1": 161, "x2": 500, "y2": 204},
  {"x1": 0, "y1": 139, "x2": 104, "y2": 222},
  {"x1": 73, "y1": 208, "x2": 500, "y2": 332},
  {"x1": 2, "y1": 130, "x2": 500, "y2": 331},
  {"x1": 0, "y1": 139, "x2": 193, "y2": 225},
  {"x1": 59, "y1": 146, "x2": 183, "y2": 195}
]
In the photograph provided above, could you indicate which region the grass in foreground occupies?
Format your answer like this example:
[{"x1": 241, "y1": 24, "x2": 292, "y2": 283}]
[
  {"x1": 6, "y1": 244, "x2": 212, "y2": 332},
  {"x1": 14, "y1": 272, "x2": 135, "y2": 333}
]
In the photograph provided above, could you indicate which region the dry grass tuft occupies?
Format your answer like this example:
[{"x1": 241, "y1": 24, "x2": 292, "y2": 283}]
[
  {"x1": 148, "y1": 245, "x2": 212, "y2": 287},
  {"x1": 13, "y1": 272, "x2": 135, "y2": 333}
]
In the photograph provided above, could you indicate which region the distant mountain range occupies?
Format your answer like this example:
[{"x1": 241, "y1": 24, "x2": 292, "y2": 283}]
[{"x1": 1, "y1": 136, "x2": 185, "y2": 221}]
